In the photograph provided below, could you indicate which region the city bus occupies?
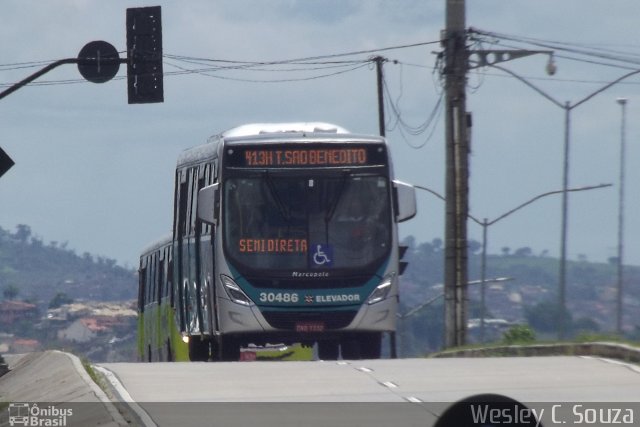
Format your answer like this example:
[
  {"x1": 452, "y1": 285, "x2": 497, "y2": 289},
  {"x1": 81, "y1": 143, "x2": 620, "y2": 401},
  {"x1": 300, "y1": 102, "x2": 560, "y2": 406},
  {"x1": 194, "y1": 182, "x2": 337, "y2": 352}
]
[{"x1": 138, "y1": 122, "x2": 416, "y2": 361}]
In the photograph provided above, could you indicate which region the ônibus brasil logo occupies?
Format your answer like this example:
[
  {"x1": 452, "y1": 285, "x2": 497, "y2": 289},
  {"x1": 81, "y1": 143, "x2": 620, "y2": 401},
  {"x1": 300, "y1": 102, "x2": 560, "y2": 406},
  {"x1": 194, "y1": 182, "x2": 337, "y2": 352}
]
[{"x1": 8, "y1": 403, "x2": 72, "y2": 427}]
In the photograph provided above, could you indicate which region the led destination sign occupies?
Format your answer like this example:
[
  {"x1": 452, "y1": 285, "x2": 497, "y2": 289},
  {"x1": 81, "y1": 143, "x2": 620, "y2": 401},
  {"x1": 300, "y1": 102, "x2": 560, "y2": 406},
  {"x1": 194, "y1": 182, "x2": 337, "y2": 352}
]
[
  {"x1": 239, "y1": 238, "x2": 307, "y2": 253},
  {"x1": 225, "y1": 144, "x2": 387, "y2": 168},
  {"x1": 246, "y1": 148, "x2": 366, "y2": 167}
]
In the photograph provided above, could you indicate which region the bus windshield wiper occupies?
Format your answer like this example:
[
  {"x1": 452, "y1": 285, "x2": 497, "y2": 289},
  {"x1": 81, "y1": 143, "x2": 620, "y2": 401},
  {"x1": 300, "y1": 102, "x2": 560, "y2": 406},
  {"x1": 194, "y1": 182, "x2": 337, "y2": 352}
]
[
  {"x1": 324, "y1": 172, "x2": 350, "y2": 224},
  {"x1": 264, "y1": 172, "x2": 290, "y2": 223}
]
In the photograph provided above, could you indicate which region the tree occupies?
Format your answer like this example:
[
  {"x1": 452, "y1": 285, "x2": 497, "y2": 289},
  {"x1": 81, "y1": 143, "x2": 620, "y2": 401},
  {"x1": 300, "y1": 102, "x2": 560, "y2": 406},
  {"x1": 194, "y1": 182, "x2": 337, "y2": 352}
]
[
  {"x1": 3, "y1": 284, "x2": 19, "y2": 300},
  {"x1": 14, "y1": 224, "x2": 31, "y2": 244},
  {"x1": 468, "y1": 239, "x2": 482, "y2": 255},
  {"x1": 514, "y1": 247, "x2": 532, "y2": 257},
  {"x1": 49, "y1": 292, "x2": 74, "y2": 309},
  {"x1": 524, "y1": 300, "x2": 573, "y2": 335},
  {"x1": 401, "y1": 235, "x2": 416, "y2": 250},
  {"x1": 502, "y1": 324, "x2": 536, "y2": 345},
  {"x1": 572, "y1": 317, "x2": 600, "y2": 334}
]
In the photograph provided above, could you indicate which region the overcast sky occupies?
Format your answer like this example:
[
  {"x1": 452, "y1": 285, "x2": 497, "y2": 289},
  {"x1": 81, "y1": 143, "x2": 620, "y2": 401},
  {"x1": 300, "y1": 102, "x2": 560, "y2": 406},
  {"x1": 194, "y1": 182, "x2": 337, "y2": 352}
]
[{"x1": 2, "y1": 1, "x2": 640, "y2": 271}]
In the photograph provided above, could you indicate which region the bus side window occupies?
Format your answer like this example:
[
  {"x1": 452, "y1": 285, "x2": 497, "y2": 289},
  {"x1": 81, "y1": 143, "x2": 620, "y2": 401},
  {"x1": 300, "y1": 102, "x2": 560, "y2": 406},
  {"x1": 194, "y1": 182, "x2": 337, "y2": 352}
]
[
  {"x1": 157, "y1": 251, "x2": 164, "y2": 303},
  {"x1": 138, "y1": 264, "x2": 147, "y2": 312},
  {"x1": 186, "y1": 168, "x2": 198, "y2": 236},
  {"x1": 192, "y1": 167, "x2": 203, "y2": 236},
  {"x1": 147, "y1": 254, "x2": 155, "y2": 306},
  {"x1": 198, "y1": 165, "x2": 208, "y2": 235},
  {"x1": 168, "y1": 249, "x2": 175, "y2": 306},
  {"x1": 176, "y1": 173, "x2": 188, "y2": 238}
]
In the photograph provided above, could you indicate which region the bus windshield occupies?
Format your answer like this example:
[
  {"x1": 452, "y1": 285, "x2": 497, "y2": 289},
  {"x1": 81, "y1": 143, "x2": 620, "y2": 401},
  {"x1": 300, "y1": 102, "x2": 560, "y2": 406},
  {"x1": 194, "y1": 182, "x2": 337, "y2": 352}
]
[{"x1": 223, "y1": 173, "x2": 391, "y2": 272}]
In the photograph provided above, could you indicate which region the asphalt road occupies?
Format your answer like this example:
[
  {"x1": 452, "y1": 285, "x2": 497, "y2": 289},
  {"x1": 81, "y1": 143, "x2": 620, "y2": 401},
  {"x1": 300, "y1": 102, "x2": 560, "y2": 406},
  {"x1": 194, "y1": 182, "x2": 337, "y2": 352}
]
[{"x1": 100, "y1": 356, "x2": 640, "y2": 426}]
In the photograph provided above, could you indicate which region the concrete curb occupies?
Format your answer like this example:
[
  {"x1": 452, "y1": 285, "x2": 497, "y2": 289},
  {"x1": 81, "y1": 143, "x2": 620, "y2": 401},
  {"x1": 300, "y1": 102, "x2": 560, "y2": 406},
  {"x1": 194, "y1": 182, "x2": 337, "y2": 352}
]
[
  {"x1": 0, "y1": 351, "x2": 127, "y2": 426},
  {"x1": 60, "y1": 351, "x2": 129, "y2": 426},
  {"x1": 94, "y1": 365, "x2": 158, "y2": 427},
  {"x1": 432, "y1": 341, "x2": 640, "y2": 363}
]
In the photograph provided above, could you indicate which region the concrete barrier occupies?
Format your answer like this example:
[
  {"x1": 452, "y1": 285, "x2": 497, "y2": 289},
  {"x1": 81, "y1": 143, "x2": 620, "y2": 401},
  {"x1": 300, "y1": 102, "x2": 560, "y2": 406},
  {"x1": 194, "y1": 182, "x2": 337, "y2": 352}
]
[{"x1": 432, "y1": 341, "x2": 640, "y2": 363}]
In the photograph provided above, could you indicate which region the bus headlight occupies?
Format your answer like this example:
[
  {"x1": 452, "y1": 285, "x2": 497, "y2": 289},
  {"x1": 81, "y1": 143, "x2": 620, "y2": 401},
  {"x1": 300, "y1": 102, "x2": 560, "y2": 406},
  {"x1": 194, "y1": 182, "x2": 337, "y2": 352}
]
[
  {"x1": 221, "y1": 275, "x2": 254, "y2": 306},
  {"x1": 367, "y1": 273, "x2": 395, "y2": 305}
]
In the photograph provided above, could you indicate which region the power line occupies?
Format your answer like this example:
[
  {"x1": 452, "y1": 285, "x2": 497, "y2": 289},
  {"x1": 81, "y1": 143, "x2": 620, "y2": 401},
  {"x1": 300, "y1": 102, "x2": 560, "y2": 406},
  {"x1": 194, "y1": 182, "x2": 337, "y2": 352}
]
[
  {"x1": 376, "y1": 58, "x2": 443, "y2": 148},
  {"x1": 163, "y1": 60, "x2": 371, "y2": 83},
  {"x1": 162, "y1": 39, "x2": 441, "y2": 68},
  {"x1": 0, "y1": 39, "x2": 441, "y2": 88}
]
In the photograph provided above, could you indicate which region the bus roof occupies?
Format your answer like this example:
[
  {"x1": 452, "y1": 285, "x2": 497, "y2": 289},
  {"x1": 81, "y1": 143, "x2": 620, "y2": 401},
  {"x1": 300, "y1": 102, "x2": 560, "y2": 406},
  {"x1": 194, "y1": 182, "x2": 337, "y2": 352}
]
[
  {"x1": 220, "y1": 122, "x2": 350, "y2": 138},
  {"x1": 140, "y1": 233, "x2": 172, "y2": 258}
]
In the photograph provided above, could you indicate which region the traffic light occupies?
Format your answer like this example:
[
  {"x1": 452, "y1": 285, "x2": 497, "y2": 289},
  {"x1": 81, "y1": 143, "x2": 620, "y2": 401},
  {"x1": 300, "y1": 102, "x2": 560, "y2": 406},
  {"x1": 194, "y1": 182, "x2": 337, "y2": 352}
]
[
  {"x1": 399, "y1": 245, "x2": 409, "y2": 276},
  {"x1": 126, "y1": 6, "x2": 163, "y2": 104}
]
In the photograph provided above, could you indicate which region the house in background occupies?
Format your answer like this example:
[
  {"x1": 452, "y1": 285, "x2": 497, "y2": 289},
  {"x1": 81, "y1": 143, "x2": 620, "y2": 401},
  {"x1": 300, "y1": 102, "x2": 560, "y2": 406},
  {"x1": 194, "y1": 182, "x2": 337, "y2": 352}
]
[
  {"x1": 11, "y1": 338, "x2": 40, "y2": 353},
  {"x1": 57, "y1": 318, "x2": 108, "y2": 343},
  {"x1": 0, "y1": 300, "x2": 38, "y2": 325}
]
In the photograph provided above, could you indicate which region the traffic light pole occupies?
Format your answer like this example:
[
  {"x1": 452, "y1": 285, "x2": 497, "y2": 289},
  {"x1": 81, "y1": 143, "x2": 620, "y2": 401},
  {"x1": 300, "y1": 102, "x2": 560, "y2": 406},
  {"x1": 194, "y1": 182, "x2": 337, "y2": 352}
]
[
  {"x1": 0, "y1": 58, "x2": 79, "y2": 101},
  {"x1": 0, "y1": 6, "x2": 162, "y2": 104},
  {"x1": 0, "y1": 6, "x2": 163, "y2": 182}
]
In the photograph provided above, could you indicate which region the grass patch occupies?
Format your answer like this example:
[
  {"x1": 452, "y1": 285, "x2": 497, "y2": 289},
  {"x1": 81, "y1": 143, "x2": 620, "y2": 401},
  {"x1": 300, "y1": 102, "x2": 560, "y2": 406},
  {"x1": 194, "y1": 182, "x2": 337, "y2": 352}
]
[{"x1": 80, "y1": 357, "x2": 107, "y2": 392}]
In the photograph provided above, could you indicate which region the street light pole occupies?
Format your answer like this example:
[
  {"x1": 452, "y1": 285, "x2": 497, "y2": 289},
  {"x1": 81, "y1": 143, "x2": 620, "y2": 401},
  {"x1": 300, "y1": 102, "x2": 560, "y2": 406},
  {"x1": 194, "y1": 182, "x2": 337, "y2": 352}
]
[
  {"x1": 559, "y1": 101, "x2": 571, "y2": 339},
  {"x1": 416, "y1": 183, "x2": 611, "y2": 343},
  {"x1": 485, "y1": 64, "x2": 640, "y2": 340},
  {"x1": 474, "y1": 184, "x2": 612, "y2": 342},
  {"x1": 616, "y1": 97, "x2": 628, "y2": 335},
  {"x1": 480, "y1": 218, "x2": 488, "y2": 342}
]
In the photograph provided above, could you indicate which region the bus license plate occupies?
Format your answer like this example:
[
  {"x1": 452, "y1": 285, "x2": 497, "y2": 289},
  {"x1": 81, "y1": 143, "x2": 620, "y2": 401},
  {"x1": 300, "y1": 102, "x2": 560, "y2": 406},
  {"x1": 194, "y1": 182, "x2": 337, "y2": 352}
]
[{"x1": 295, "y1": 322, "x2": 325, "y2": 333}]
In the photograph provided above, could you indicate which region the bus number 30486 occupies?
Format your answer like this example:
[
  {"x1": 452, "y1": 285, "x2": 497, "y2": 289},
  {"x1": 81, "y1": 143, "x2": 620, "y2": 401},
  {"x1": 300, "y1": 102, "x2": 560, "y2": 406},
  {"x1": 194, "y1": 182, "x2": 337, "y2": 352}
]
[{"x1": 259, "y1": 292, "x2": 300, "y2": 303}]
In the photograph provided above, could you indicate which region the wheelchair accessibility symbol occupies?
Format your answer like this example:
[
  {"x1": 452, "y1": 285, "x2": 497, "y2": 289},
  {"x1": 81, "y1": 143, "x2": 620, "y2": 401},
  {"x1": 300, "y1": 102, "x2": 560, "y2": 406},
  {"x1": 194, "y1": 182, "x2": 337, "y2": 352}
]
[{"x1": 311, "y1": 244, "x2": 333, "y2": 267}]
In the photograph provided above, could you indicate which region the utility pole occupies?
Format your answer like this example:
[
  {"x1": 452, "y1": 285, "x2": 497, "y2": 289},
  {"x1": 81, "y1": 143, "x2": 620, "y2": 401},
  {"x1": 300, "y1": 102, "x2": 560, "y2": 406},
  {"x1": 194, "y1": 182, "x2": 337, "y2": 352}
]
[
  {"x1": 439, "y1": 8, "x2": 555, "y2": 349},
  {"x1": 443, "y1": 0, "x2": 469, "y2": 348},
  {"x1": 374, "y1": 56, "x2": 387, "y2": 137},
  {"x1": 372, "y1": 55, "x2": 397, "y2": 357}
]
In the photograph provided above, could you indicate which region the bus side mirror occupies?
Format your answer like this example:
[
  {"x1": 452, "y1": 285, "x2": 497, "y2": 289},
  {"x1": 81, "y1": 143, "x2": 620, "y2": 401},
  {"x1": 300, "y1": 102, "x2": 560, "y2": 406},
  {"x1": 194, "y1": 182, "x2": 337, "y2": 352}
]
[
  {"x1": 197, "y1": 183, "x2": 219, "y2": 225},
  {"x1": 393, "y1": 180, "x2": 417, "y2": 223}
]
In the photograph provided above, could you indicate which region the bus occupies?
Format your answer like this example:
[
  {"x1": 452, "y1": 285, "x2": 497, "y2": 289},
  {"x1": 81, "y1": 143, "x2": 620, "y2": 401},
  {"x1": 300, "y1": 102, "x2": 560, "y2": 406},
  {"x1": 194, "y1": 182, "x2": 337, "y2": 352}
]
[{"x1": 138, "y1": 122, "x2": 416, "y2": 361}]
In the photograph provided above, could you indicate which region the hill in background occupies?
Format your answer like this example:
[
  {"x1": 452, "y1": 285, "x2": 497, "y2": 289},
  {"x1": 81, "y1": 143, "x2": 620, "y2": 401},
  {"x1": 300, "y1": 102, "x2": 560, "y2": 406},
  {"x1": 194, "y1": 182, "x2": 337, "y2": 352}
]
[
  {"x1": 0, "y1": 224, "x2": 138, "y2": 361},
  {"x1": 1, "y1": 223, "x2": 639, "y2": 360},
  {"x1": 398, "y1": 236, "x2": 640, "y2": 356},
  {"x1": 0, "y1": 224, "x2": 136, "y2": 306}
]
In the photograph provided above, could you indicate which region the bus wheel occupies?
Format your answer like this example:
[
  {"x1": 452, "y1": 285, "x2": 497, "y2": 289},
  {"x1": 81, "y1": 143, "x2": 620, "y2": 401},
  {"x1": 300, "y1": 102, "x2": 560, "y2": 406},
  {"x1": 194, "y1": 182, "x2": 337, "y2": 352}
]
[
  {"x1": 189, "y1": 338, "x2": 209, "y2": 361},
  {"x1": 340, "y1": 338, "x2": 361, "y2": 360},
  {"x1": 221, "y1": 336, "x2": 240, "y2": 361},
  {"x1": 318, "y1": 340, "x2": 339, "y2": 360},
  {"x1": 166, "y1": 339, "x2": 173, "y2": 362},
  {"x1": 359, "y1": 332, "x2": 382, "y2": 359}
]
